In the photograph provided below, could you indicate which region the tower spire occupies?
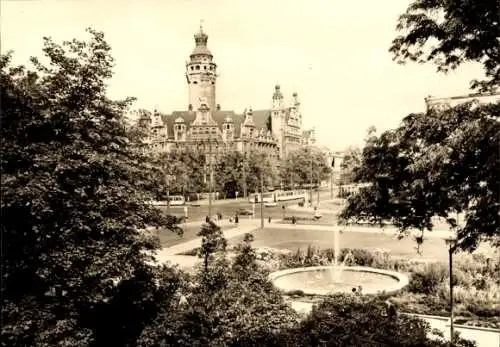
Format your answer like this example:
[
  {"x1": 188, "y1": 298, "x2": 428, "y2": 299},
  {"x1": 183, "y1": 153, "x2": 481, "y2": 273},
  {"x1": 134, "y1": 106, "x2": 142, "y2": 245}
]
[{"x1": 200, "y1": 19, "x2": 204, "y2": 33}]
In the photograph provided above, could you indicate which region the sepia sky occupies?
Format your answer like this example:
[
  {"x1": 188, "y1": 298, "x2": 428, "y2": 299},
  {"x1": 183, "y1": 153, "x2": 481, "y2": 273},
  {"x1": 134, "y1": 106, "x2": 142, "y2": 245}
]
[{"x1": 1, "y1": 0, "x2": 484, "y2": 150}]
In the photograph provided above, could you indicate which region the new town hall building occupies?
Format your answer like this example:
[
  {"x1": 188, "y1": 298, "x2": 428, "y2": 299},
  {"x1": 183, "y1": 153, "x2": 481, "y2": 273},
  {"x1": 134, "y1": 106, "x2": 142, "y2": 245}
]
[{"x1": 136, "y1": 25, "x2": 316, "y2": 160}]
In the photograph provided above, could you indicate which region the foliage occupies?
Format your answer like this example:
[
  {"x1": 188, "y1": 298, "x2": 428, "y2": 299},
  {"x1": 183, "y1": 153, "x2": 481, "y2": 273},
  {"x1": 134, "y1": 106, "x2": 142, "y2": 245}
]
[
  {"x1": 196, "y1": 221, "x2": 228, "y2": 276},
  {"x1": 293, "y1": 294, "x2": 476, "y2": 346},
  {"x1": 340, "y1": 101, "x2": 500, "y2": 251},
  {"x1": 139, "y1": 231, "x2": 300, "y2": 347},
  {"x1": 213, "y1": 150, "x2": 246, "y2": 198},
  {"x1": 340, "y1": 145, "x2": 362, "y2": 184},
  {"x1": 213, "y1": 148, "x2": 279, "y2": 197},
  {"x1": 0, "y1": 29, "x2": 184, "y2": 346},
  {"x1": 407, "y1": 263, "x2": 449, "y2": 295},
  {"x1": 280, "y1": 146, "x2": 331, "y2": 188},
  {"x1": 149, "y1": 148, "x2": 206, "y2": 197},
  {"x1": 390, "y1": 0, "x2": 500, "y2": 92}
]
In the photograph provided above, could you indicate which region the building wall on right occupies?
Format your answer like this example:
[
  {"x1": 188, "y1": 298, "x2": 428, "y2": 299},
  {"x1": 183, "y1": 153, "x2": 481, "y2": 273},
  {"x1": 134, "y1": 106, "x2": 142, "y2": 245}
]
[{"x1": 425, "y1": 91, "x2": 500, "y2": 112}]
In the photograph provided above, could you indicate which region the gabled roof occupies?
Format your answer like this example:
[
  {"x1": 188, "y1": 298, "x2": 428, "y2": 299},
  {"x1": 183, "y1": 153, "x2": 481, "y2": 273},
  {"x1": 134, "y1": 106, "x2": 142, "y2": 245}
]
[{"x1": 161, "y1": 109, "x2": 272, "y2": 138}]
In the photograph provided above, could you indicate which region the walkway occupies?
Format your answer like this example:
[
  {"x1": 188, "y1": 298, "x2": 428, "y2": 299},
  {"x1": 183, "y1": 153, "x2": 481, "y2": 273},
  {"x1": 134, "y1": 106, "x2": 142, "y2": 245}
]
[
  {"x1": 289, "y1": 301, "x2": 499, "y2": 347},
  {"x1": 154, "y1": 218, "x2": 260, "y2": 260}
]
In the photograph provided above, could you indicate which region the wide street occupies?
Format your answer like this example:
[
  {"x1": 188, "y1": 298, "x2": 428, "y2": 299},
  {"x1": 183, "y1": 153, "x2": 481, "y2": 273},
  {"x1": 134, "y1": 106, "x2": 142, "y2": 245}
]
[{"x1": 160, "y1": 188, "x2": 338, "y2": 223}]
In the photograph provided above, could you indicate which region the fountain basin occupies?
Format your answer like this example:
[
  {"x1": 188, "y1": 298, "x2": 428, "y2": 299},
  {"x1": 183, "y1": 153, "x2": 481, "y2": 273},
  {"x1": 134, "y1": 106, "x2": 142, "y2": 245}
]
[{"x1": 269, "y1": 266, "x2": 409, "y2": 296}]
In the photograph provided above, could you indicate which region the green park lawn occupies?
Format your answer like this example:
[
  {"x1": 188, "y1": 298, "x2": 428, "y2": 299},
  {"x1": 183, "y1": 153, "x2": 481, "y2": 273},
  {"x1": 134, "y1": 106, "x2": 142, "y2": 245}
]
[
  {"x1": 228, "y1": 227, "x2": 451, "y2": 261},
  {"x1": 158, "y1": 224, "x2": 237, "y2": 248}
]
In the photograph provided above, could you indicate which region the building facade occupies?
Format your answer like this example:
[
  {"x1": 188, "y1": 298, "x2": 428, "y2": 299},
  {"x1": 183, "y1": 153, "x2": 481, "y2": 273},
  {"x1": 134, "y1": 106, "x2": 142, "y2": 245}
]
[
  {"x1": 136, "y1": 25, "x2": 315, "y2": 160},
  {"x1": 425, "y1": 91, "x2": 500, "y2": 111}
]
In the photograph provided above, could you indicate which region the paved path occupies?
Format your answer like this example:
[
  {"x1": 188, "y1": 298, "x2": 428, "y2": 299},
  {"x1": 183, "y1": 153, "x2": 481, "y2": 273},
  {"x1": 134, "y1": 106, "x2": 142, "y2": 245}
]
[
  {"x1": 155, "y1": 219, "x2": 260, "y2": 259},
  {"x1": 289, "y1": 301, "x2": 499, "y2": 347}
]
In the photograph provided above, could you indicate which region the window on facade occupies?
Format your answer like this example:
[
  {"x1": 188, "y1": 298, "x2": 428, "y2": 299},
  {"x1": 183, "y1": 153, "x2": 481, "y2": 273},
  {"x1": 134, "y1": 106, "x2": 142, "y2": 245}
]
[
  {"x1": 204, "y1": 66, "x2": 207, "y2": 70},
  {"x1": 196, "y1": 65, "x2": 200, "y2": 70},
  {"x1": 193, "y1": 81, "x2": 198, "y2": 84},
  {"x1": 190, "y1": 66, "x2": 194, "y2": 70}
]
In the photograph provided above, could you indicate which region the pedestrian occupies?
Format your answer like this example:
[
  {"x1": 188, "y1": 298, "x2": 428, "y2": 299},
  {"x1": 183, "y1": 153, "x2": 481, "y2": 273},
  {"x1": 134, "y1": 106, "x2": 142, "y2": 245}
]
[
  {"x1": 291, "y1": 216, "x2": 296, "y2": 224},
  {"x1": 217, "y1": 212, "x2": 222, "y2": 220},
  {"x1": 205, "y1": 215, "x2": 210, "y2": 223},
  {"x1": 235, "y1": 215, "x2": 239, "y2": 224},
  {"x1": 268, "y1": 216, "x2": 272, "y2": 224}
]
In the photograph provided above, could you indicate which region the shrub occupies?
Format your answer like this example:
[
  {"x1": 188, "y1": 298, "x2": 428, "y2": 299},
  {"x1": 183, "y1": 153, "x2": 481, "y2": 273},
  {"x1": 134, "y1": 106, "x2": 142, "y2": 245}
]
[
  {"x1": 339, "y1": 248, "x2": 374, "y2": 266},
  {"x1": 407, "y1": 263, "x2": 448, "y2": 295}
]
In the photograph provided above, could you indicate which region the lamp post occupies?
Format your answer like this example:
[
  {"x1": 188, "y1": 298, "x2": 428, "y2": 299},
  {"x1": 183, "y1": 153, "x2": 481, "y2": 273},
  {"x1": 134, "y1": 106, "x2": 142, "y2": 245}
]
[
  {"x1": 202, "y1": 138, "x2": 218, "y2": 220},
  {"x1": 260, "y1": 173, "x2": 264, "y2": 229},
  {"x1": 164, "y1": 173, "x2": 175, "y2": 215},
  {"x1": 309, "y1": 147, "x2": 313, "y2": 207},
  {"x1": 443, "y1": 234, "x2": 457, "y2": 344}
]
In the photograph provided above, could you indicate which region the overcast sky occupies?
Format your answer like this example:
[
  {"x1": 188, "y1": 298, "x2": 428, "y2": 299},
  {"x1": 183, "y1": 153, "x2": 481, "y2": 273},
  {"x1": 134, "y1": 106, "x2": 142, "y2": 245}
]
[{"x1": 1, "y1": 0, "x2": 484, "y2": 150}]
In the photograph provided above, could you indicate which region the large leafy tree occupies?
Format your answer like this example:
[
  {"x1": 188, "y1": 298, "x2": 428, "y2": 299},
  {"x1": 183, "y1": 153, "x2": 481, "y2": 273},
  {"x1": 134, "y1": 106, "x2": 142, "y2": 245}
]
[
  {"x1": 150, "y1": 148, "x2": 206, "y2": 198},
  {"x1": 340, "y1": 101, "x2": 500, "y2": 251},
  {"x1": 390, "y1": 0, "x2": 500, "y2": 92},
  {"x1": 213, "y1": 150, "x2": 246, "y2": 198},
  {"x1": 340, "y1": 145, "x2": 362, "y2": 184},
  {"x1": 212, "y1": 149, "x2": 279, "y2": 197},
  {"x1": 281, "y1": 147, "x2": 331, "y2": 188},
  {"x1": 1, "y1": 29, "x2": 182, "y2": 346}
]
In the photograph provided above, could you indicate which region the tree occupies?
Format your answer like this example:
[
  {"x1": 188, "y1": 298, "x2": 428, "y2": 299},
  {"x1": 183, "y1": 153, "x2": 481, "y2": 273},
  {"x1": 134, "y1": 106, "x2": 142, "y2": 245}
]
[
  {"x1": 340, "y1": 146, "x2": 362, "y2": 184},
  {"x1": 281, "y1": 147, "x2": 331, "y2": 188},
  {"x1": 150, "y1": 148, "x2": 206, "y2": 198},
  {"x1": 212, "y1": 149, "x2": 279, "y2": 198},
  {"x1": 293, "y1": 294, "x2": 476, "y2": 347},
  {"x1": 245, "y1": 149, "x2": 279, "y2": 192},
  {"x1": 390, "y1": 0, "x2": 500, "y2": 92},
  {"x1": 340, "y1": 101, "x2": 500, "y2": 252},
  {"x1": 139, "y1": 230, "x2": 300, "y2": 347},
  {"x1": 213, "y1": 150, "x2": 246, "y2": 198},
  {"x1": 1, "y1": 29, "x2": 182, "y2": 346}
]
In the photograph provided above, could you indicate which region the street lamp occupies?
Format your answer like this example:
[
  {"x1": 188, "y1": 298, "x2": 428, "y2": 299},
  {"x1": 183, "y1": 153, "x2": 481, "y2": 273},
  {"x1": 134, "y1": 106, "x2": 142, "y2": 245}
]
[
  {"x1": 164, "y1": 173, "x2": 176, "y2": 215},
  {"x1": 443, "y1": 234, "x2": 457, "y2": 344}
]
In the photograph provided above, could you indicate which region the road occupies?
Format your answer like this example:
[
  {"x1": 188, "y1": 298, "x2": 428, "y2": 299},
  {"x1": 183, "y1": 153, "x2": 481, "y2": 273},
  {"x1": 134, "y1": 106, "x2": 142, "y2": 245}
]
[{"x1": 160, "y1": 188, "x2": 336, "y2": 224}]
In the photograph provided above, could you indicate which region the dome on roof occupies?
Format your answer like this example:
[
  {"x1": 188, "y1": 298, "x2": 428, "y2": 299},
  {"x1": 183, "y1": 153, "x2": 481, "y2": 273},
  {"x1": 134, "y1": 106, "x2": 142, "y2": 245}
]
[
  {"x1": 273, "y1": 84, "x2": 283, "y2": 99},
  {"x1": 191, "y1": 46, "x2": 212, "y2": 56},
  {"x1": 175, "y1": 117, "x2": 185, "y2": 123}
]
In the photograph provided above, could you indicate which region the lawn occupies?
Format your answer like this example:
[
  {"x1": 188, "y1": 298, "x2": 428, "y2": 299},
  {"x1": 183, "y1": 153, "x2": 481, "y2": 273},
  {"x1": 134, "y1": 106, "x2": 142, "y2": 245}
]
[
  {"x1": 157, "y1": 224, "x2": 237, "y2": 247},
  {"x1": 228, "y1": 227, "x2": 451, "y2": 261}
]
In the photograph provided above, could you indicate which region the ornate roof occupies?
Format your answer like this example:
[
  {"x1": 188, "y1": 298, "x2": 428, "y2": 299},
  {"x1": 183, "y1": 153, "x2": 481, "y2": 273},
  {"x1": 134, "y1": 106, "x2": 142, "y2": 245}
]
[
  {"x1": 161, "y1": 109, "x2": 272, "y2": 138},
  {"x1": 272, "y1": 84, "x2": 283, "y2": 99}
]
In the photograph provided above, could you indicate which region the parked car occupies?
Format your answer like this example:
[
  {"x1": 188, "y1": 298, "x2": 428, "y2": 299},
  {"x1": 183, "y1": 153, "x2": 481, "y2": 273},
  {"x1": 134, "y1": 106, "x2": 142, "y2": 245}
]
[{"x1": 236, "y1": 208, "x2": 253, "y2": 216}]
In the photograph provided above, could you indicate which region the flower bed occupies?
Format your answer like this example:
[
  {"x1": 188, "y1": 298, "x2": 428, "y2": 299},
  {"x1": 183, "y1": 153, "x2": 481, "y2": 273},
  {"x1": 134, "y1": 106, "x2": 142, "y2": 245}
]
[{"x1": 260, "y1": 245, "x2": 500, "y2": 329}]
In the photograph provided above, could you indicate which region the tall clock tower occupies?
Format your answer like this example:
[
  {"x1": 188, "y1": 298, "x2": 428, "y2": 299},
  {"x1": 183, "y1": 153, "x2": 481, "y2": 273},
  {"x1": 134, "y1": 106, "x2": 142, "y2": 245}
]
[{"x1": 185, "y1": 22, "x2": 217, "y2": 113}]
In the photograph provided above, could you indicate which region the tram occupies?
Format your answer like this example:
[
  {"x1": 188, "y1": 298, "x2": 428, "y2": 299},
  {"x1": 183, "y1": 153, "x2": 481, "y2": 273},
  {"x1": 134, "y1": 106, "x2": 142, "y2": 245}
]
[
  {"x1": 149, "y1": 195, "x2": 186, "y2": 206},
  {"x1": 248, "y1": 190, "x2": 307, "y2": 203}
]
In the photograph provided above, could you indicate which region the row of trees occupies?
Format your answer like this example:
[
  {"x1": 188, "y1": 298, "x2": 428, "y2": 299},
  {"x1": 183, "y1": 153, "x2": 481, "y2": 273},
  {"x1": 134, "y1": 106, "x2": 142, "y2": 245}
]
[{"x1": 147, "y1": 145, "x2": 332, "y2": 200}]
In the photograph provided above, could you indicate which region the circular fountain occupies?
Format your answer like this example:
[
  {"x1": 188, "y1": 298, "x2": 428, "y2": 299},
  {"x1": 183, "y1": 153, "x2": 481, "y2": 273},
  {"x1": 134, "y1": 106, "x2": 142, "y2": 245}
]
[
  {"x1": 269, "y1": 265, "x2": 409, "y2": 296},
  {"x1": 269, "y1": 224, "x2": 409, "y2": 296}
]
